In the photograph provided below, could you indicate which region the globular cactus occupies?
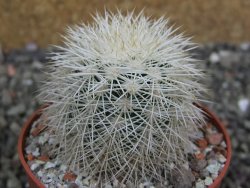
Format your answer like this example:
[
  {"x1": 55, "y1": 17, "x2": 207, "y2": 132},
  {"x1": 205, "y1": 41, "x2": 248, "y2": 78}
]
[{"x1": 40, "y1": 11, "x2": 206, "y2": 186}]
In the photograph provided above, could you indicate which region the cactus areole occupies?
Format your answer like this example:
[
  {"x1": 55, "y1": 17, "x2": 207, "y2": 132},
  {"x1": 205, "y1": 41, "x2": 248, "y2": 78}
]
[{"x1": 19, "y1": 11, "x2": 232, "y2": 187}]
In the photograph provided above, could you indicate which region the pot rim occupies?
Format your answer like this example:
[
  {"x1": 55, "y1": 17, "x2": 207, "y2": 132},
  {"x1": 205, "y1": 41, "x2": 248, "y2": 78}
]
[{"x1": 18, "y1": 104, "x2": 232, "y2": 188}]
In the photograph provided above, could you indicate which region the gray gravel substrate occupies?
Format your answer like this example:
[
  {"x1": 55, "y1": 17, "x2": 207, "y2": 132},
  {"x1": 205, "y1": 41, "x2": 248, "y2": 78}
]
[{"x1": 0, "y1": 43, "x2": 249, "y2": 188}]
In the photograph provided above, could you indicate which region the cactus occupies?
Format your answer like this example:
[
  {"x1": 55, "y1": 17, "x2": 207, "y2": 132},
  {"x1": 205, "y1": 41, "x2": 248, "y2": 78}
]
[{"x1": 39, "y1": 11, "x2": 206, "y2": 186}]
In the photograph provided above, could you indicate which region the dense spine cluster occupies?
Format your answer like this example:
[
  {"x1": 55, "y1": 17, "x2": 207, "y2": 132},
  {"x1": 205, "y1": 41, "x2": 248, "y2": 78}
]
[{"x1": 39, "y1": 11, "x2": 206, "y2": 186}]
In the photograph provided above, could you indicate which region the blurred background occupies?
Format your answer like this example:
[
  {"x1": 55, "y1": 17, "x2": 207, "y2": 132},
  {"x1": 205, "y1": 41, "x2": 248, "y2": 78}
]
[
  {"x1": 1, "y1": 0, "x2": 250, "y2": 48},
  {"x1": 0, "y1": 0, "x2": 250, "y2": 188}
]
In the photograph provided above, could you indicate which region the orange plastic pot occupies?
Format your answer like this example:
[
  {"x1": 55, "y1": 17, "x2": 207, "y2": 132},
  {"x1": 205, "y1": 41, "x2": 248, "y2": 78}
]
[{"x1": 18, "y1": 104, "x2": 232, "y2": 188}]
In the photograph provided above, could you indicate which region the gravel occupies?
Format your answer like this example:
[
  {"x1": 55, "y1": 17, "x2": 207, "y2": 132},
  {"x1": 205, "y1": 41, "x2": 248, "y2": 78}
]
[
  {"x1": 25, "y1": 116, "x2": 227, "y2": 188},
  {"x1": 0, "y1": 43, "x2": 249, "y2": 187}
]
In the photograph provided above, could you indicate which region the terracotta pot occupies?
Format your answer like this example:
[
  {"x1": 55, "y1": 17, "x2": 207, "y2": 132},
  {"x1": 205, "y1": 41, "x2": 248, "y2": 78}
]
[{"x1": 18, "y1": 104, "x2": 232, "y2": 188}]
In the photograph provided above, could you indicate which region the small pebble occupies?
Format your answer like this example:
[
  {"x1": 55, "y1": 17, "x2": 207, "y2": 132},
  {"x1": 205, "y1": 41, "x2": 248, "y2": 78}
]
[
  {"x1": 48, "y1": 137, "x2": 56, "y2": 145},
  {"x1": 211, "y1": 173, "x2": 219, "y2": 180},
  {"x1": 25, "y1": 42, "x2": 38, "y2": 51},
  {"x1": 38, "y1": 133, "x2": 49, "y2": 144},
  {"x1": 34, "y1": 159, "x2": 46, "y2": 165},
  {"x1": 31, "y1": 148, "x2": 40, "y2": 157},
  {"x1": 63, "y1": 172, "x2": 77, "y2": 182},
  {"x1": 22, "y1": 79, "x2": 33, "y2": 86},
  {"x1": 37, "y1": 170, "x2": 44, "y2": 178},
  {"x1": 60, "y1": 164, "x2": 68, "y2": 172},
  {"x1": 206, "y1": 162, "x2": 221, "y2": 174},
  {"x1": 238, "y1": 98, "x2": 249, "y2": 112},
  {"x1": 209, "y1": 52, "x2": 220, "y2": 64},
  {"x1": 196, "y1": 139, "x2": 208, "y2": 150},
  {"x1": 10, "y1": 122, "x2": 20, "y2": 134},
  {"x1": 37, "y1": 155, "x2": 50, "y2": 162},
  {"x1": 217, "y1": 154, "x2": 227, "y2": 163},
  {"x1": 195, "y1": 179, "x2": 205, "y2": 188},
  {"x1": 30, "y1": 163, "x2": 40, "y2": 171},
  {"x1": 32, "y1": 61, "x2": 43, "y2": 69},
  {"x1": 200, "y1": 169, "x2": 209, "y2": 178},
  {"x1": 82, "y1": 176, "x2": 91, "y2": 186},
  {"x1": 25, "y1": 142, "x2": 36, "y2": 154},
  {"x1": 220, "y1": 141, "x2": 227, "y2": 148},
  {"x1": 195, "y1": 153, "x2": 205, "y2": 160},
  {"x1": 42, "y1": 175, "x2": 53, "y2": 184},
  {"x1": 27, "y1": 154, "x2": 35, "y2": 161},
  {"x1": 204, "y1": 146, "x2": 213, "y2": 154},
  {"x1": 56, "y1": 183, "x2": 63, "y2": 187},
  {"x1": 213, "y1": 146, "x2": 227, "y2": 157},
  {"x1": 204, "y1": 176, "x2": 213, "y2": 186},
  {"x1": 190, "y1": 159, "x2": 207, "y2": 172},
  {"x1": 54, "y1": 160, "x2": 62, "y2": 166},
  {"x1": 7, "y1": 104, "x2": 25, "y2": 115},
  {"x1": 240, "y1": 42, "x2": 250, "y2": 50},
  {"x1": 44, "y1": 162, "x2": 56, "y2": 169},
  {"x1": 7, "y1": 64, "x2": 16, "y2": 77},
  {"x1": 206, "y1": 133, "x2": 223, "y2": 145},
  {"x1": 208, "y1": 159, "x2": 217, "y2": 165},
  {"x1": 75, "y1": 175, "x2": 84, "y2": 187},
  {"x1": 59, "y1": 174, "x2": 64, "y2": 181}
]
